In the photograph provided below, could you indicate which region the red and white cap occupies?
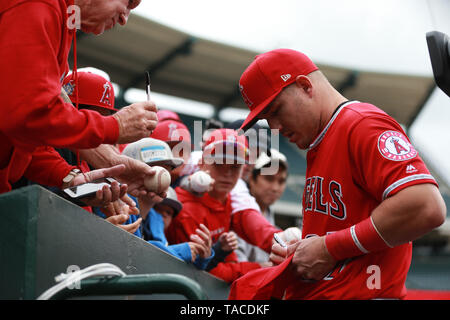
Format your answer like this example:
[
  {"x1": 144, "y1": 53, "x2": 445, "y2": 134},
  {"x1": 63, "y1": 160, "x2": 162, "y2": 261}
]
[
  {"x1": 156, "y1": 109, "x2": 181, "y2": 122},
  {"x1": 150, "y1": 119, "x2": 191, "y2": 145},
  {"x1": 202, "y1": 128, "x2": 249, "y2": 164},
  {"x1": 62, "y1": 71, "x2": 116, "y2": 112},
  {"x1": 238, "y1": 49, "x2": 318, "y2": 132}
]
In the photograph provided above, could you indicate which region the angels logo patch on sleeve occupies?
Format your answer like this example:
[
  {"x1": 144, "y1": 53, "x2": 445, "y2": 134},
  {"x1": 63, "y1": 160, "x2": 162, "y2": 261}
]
[{"x1": 377, "y1": 130, "x2": 417, "y2": 161}]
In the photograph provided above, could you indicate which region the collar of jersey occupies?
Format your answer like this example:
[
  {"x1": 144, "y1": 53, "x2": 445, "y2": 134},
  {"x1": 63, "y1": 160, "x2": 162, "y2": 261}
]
[{"x1": 307, "y1": 100, "x2": 360, "y2": 151}]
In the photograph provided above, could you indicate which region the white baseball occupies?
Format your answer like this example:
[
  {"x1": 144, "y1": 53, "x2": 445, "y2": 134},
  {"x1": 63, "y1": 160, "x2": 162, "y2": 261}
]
[
  {"x1": 281, "y1": 227, "x2": 302, "y2": 243},
  {"x1": 190, "y1": 171, "x2": 212, "y2": 193},
  {"x1": 144, "y1": 166, "x2": 171, "y2": 194}
]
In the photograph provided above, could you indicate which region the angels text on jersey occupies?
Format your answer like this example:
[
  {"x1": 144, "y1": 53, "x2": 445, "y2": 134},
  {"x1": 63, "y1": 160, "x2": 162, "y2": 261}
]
[{"x1": 303, "y1": 176, "x2": 347, "y2": 221}]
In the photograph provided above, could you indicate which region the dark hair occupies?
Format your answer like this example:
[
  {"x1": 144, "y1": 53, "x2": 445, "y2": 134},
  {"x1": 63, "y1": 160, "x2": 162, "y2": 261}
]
[
  {"x1": 225, "y1": 119, "x2": 271, "y2": 157},
  {"x1": 205, "y1": 119, "x2": 224, "y2": 131}
]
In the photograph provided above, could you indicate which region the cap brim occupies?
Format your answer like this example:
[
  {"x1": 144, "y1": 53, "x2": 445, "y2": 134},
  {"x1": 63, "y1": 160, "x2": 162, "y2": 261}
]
[
  {"x1": 146, "y1": 158, "x2": 184, "y2": 169},
  {"x1": 77, "y1": 98, "x2": 117, "y2": 113},
  {"x1": 239, "y1": 89, "x2": 283, "y2": 134},
  {"x1": 100, "y1": 106, "x2": 117, "y2": 113},
  {"x1": 203, "y1": 154, "x2": 249, "y2": 165},
  {"x1": 161, "y1": 198, "x2": 182, "y2": 216}
]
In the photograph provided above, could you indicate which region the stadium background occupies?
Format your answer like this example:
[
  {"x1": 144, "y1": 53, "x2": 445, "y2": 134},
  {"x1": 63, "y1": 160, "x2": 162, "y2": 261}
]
[{"x1": 1, "y1": 0, "x2": 449, "y2": 299}]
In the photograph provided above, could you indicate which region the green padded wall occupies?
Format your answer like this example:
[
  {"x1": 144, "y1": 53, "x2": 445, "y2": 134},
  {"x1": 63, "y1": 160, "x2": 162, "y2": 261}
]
[{"x1": 0, "y1": 185, "x2": 230, "y2": 300}]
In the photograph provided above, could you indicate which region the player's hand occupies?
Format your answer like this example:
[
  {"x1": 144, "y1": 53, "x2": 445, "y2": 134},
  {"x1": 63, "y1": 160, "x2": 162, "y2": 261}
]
[
  {"x1": 290, "y1": 236, "x2": 337, "y2": 281},
  {"x1": 269, "y1": 239, "x2": 299, "y2": 265},
  {"x1": 274, "y1": 227, "x2": 302, "y2": 244},
  {"x1": 113, "y1": 101, "x2": 158, "y2": 144},
  {"x1": 259, "y1": 261, "x2": 274, "y2": 268}
]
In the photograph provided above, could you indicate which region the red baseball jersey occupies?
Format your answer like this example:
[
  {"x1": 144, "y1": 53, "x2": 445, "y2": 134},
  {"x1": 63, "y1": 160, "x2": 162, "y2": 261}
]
[{"x1": 285, "y1": 101, "x2": 437, "y2": 299}]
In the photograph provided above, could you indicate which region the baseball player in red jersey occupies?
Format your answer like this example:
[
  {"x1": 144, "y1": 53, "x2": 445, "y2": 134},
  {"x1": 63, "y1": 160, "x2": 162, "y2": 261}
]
[{"x1": 231, "y1": 48, "x2": 446, "y2": 299}]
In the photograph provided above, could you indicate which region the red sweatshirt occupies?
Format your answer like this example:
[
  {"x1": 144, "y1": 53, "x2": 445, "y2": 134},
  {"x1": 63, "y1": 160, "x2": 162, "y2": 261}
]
[
  {"x1": 24, "y1": 147, "x2": 76, "y2": 187},
  {"x1": 167, "y1": 187, "x2": 280, "y2": 283},
  {"x1": 0, "y1": 0, "x2": 119, "y2": 193}
]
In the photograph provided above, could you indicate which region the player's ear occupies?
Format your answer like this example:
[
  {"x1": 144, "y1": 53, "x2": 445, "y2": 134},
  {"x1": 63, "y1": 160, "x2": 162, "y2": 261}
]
[{"x1": 295, "y1": 75, "x2": 313, "y2": 96}]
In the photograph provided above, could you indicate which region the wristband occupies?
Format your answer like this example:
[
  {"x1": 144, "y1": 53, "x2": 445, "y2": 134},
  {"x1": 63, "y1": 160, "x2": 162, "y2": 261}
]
[{"x1": 325, "y1": 217, "x2": 392, "y2": 261}]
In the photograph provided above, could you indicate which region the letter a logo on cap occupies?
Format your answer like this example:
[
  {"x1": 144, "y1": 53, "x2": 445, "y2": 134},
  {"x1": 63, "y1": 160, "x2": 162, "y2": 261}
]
[
  {"x1": 239, "y1": 84, "x2": 253, "y2": 107},
  {"x1": 281, "y1": 74, "x2": 291, "y2": 82},
  {"x1": 100, "y1": 82, "x2": 112, "y2": 106}
]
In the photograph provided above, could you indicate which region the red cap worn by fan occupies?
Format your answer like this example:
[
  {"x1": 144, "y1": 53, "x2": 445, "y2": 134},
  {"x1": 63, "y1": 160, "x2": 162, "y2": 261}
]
[
  {"x1": 62, "y1": 71, "x2": 116, "y2": 113},
  {"x1": 150, "y1": 119, "x2": 191, "y2": 145},
  {"x1": 202, "y1": 128, "x2": 249, "y2": 164},
  {"x1": 156, "y1": 109, "x2": 181, "y2": 122},
  {"x1": 238, "y1": 48, "x2": 318, "y2": 132}
]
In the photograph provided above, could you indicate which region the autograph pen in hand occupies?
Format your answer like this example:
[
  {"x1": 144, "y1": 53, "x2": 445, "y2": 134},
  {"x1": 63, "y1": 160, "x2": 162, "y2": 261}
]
[
  {"x1": 274, "y1": 233, "x2": 287, "y2": 248},
  {"x1": 145, "y1": 71, "x2": 157, "y2": 134},
  {"x1": 145, "y1": 71, "x2": 151, "y2": 101}
]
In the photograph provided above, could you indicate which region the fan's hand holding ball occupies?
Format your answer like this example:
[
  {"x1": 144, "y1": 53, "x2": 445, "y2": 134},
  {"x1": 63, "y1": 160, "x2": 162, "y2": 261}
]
[{"x1": 144, "y1": 166, "x2": 171, "y2": 194}]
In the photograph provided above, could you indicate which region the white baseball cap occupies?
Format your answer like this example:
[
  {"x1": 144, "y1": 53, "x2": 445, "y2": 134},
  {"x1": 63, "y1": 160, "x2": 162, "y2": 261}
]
[
  {"x1": 159, "y1": 187, "x2": 182, "y2": 216},
  {"x1": 122, "y1": 138, "x2": 184, "y2": 169},
  {"x1": 254, "y1": 148, "x2": 288, "y2": 170}
]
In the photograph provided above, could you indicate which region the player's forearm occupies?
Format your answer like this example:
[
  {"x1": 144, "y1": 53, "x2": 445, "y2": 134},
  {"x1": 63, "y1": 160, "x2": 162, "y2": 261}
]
[
  {"x1": 371, "y1": 183, "x2": 446, "y2": 247},
  {"x1": 325, "y1": 183, "x2": 446, "y2": 261}
]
